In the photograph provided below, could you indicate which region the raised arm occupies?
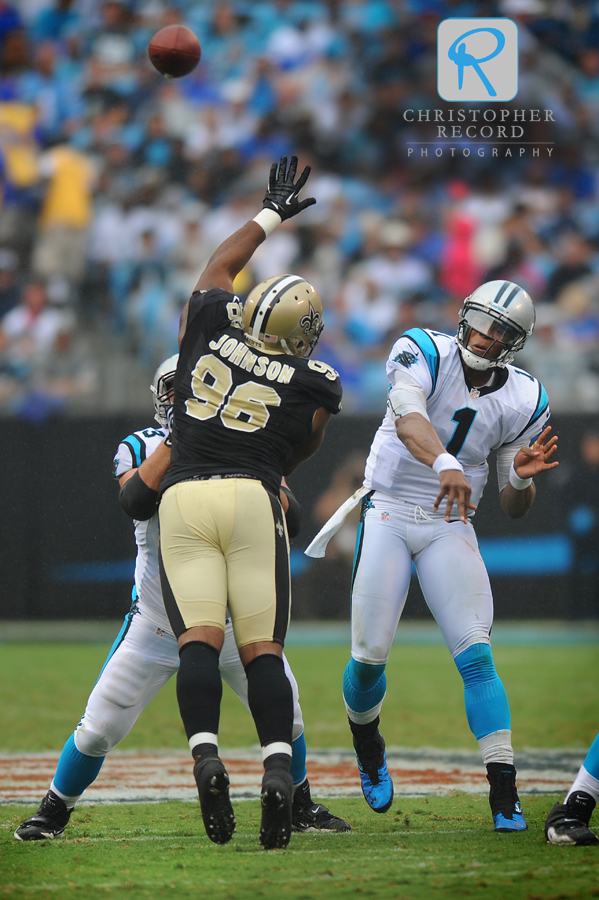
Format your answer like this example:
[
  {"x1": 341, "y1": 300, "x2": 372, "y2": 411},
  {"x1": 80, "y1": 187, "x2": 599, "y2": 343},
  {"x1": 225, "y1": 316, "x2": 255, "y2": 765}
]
[{"x1": 178, "y1": 156, "x2": 316, "y2": 344}]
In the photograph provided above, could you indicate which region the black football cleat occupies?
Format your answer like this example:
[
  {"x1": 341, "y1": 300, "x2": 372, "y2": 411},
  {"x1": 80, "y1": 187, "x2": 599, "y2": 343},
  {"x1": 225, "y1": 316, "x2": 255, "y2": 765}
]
[
  {"x1": 194, "y1": 756, "x2": 236, "y2": 845},
  {"x1": 545, "y1": 791, "x2": 599, "y2": 846},
  {"x1": 486, "y1": 763, "x2": 527, "y2": 832},
  {"x1": 14, "y1": 790, "x2": 73, "y2": 841},
  {"x1": 291, "y1": 779, "x2": 351, "y2": 832},
  {"x1": 260, "y1": 769, "x2": 293, "y2": 850}
]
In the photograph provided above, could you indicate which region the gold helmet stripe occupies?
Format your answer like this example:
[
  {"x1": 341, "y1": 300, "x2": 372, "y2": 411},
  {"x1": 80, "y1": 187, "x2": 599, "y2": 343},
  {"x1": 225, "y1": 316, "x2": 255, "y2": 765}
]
[{"x1": 248, "y1": 274, "x2": 306, "y2": 341}]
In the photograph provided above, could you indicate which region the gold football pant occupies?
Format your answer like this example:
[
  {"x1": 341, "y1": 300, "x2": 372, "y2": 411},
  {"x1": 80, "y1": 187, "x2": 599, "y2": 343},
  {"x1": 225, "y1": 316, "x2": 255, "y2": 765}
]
[{"x1": 158, "y1": 477, "x2": 291, "y2": 648}]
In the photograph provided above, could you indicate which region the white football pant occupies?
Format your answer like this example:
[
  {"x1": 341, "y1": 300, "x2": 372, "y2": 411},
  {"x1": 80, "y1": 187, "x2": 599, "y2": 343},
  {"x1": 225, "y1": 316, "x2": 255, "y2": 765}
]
[
  {"x1": 351, "y1": 493, "x2": 494, "y2": 664},
  {"x1": 74, "y1": 613, "x2": 304, "y2": 757}
]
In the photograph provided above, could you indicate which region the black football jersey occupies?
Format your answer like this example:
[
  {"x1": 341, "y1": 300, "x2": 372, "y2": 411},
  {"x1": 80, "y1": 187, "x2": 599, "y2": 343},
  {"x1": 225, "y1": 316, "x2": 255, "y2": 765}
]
[{"x1": 162, "y1": 288, "x2": 342, "y2": 497}]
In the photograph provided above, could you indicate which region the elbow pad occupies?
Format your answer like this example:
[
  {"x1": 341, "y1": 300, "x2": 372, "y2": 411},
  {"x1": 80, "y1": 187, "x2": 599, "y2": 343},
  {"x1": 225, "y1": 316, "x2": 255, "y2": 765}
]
[
  {"x1": 387, "y1": 380, "x2": 430, "y2": 422},
  {"x1": 280, "y1": 486, "x2": 303, "y2": 538},
  {"x1": 119, "y1": 471, "x2": 159, "y2": 521}
]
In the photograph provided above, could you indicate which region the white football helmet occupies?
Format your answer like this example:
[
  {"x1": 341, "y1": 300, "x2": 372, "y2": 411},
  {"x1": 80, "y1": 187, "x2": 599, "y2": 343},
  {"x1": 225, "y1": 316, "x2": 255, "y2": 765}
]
[
  {"x1": 150, "y1": 354, "x2": 179, "y2": 426},
  {"x1": 457, "y1": 280, "x2": 535, "y2": 370}
]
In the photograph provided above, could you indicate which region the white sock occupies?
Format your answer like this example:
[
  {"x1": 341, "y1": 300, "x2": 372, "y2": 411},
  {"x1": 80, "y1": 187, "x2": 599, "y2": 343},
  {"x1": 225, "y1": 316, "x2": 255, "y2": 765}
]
[
  {"x1": 188, "y1": 732, "x2": 218, "y2": 754},
  {"x1": 478, "y1": 729, "x2": 514, "y2": 765},
  {"x1": 565, "y1": 765, "x2": 599, "y2": 804},
  {"x1": 293, "y1": 776, "x2": 307, "y2": 796},
  {"x1": 49, "y1": 780, "x2": 78, "y2": 809}
]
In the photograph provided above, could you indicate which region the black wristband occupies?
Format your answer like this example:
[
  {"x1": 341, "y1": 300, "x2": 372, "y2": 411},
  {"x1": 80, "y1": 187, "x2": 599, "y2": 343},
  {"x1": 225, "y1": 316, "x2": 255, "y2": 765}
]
[
  {"x1": 280, "y1": 486, "x2": 303, "y2": 539},
  {"x1": 119, "y1": 470, "x2": 159, "y2": 521}
]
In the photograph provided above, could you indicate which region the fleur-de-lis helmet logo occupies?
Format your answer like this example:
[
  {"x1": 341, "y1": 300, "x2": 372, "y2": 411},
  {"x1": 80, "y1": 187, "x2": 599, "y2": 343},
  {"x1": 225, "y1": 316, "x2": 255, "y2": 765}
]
[{"x1": 300, "y1": 302, "x2": 321, "y2": 336}]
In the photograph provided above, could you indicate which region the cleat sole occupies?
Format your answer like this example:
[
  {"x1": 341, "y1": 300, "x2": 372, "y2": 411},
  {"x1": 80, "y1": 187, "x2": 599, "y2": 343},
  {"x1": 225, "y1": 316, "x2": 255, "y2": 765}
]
[
  {"x1": 195, "y1": 759, "x2": 236, "y2": 845},
  {"x1": 260, "y1": 775, "x2": 292, "y2": 850}
]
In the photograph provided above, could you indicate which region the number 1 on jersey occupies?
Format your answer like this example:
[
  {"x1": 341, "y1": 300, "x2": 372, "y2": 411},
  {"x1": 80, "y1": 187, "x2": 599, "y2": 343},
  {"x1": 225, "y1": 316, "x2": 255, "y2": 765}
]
[{"x1": 446, "y1": 407, "x2": 477, "y2": 457}]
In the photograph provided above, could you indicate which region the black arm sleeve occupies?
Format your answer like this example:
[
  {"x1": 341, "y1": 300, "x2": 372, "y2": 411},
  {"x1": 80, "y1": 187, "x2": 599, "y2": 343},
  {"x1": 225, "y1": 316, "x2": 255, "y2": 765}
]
[
  {"x1": 119, "y1": 471, "x2": 159, "y2": 521},
  {"x1": 280, "y1": 486, "x2": 303, "y2": 539}
]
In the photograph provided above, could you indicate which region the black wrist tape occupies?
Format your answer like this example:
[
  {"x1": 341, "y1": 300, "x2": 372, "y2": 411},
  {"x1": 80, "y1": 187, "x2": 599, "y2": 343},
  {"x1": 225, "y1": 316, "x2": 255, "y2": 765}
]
[{"x1": 119, "y1": 470, "x2": 159, "y2": 521}]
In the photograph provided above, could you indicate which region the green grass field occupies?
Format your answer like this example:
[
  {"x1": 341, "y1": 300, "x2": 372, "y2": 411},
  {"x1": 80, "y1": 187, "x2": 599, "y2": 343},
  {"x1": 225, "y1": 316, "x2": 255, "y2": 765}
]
[
  {"x1": 1, "y1": 643, "x2": 597, "y2": 751},
  {"x1": 1, "y1": 640, "x2": 598, "y2": 899}
]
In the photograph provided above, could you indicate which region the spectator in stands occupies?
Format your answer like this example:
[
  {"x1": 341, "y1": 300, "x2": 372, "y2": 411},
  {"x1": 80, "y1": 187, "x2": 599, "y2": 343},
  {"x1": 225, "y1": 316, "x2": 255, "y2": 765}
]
[
  {"x1": 546, "y1": 232, "x2": 595, "y2": 301},
  {"x1": 0, "y1": 247, "x2": 19, "y2": 319},
  {"x1": 32, "y1": 142, "x2": 96, "y2": 287},
  {"x1": 0, "y1": 279, "x2": 69, "y2": 381}
]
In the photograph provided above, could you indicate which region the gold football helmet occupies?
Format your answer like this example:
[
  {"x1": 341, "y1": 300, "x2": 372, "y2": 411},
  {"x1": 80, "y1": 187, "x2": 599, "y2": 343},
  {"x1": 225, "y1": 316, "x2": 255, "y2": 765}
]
[{"x1": 242, "y1": 274, "x2": 324, "y2": 357}]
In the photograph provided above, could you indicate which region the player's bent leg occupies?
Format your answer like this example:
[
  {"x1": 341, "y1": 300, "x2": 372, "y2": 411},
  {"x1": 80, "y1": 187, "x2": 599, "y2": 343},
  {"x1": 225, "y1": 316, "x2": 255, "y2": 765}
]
[
  {"x1": 343, "y1": 659, "x2": 393, "y2": 813},
  {"x1": 242, "y1": 650, "x2": 294, "y2": 849},
  {"x1": 177, "y1": 638, "x2": 236, "y2": 846},
  {"x1": 346, "y1": 505, "x2": 412, "y2": 814},
  {"x1": 15, "y1": 623, "x2": 178, "y2": 842},
  {"x1": 454, "y1": 643, "x2": 526, "y2": 832},
  {"x1": 416, "y1": 523, "x2": 525, "y2": 832}
]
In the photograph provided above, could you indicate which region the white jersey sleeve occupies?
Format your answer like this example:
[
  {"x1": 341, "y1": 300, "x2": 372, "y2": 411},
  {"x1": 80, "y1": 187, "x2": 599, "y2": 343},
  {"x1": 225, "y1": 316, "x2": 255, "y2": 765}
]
[
  {"x1": 113, "y1": 426, "x2": 167, "y2": 478},
  {"x1": 386, "y1": 331, "x2": 438, "y2": 398}
]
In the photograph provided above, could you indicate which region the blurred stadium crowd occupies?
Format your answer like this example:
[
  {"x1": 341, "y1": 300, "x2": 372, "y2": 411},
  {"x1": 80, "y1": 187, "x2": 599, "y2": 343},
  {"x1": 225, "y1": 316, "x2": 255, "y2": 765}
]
[{"x1": 2, "y1": 0, "x2": 599, "y2": 417}]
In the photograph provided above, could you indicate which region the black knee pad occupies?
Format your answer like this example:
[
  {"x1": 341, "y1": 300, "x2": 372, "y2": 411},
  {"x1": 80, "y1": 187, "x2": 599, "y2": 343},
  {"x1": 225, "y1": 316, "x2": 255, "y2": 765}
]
[
  {"x1": 245, "y1": 654, "x2": 293, "y2": 747},
  {"x1": 176, "y1": 642, "x2": 222, "y2": 740}
]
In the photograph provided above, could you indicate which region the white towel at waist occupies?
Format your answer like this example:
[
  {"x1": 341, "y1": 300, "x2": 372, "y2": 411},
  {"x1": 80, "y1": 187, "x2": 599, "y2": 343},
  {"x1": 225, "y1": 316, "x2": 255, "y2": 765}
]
[{"x1": 304, "y1": 486, "x2": 370, "y2": 558}]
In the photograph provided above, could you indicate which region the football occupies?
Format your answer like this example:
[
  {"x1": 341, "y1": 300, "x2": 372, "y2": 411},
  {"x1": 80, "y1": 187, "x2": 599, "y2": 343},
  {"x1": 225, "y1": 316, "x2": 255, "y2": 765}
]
[{"x1": 148, "y1": 25, "x2": 201, "y2": 79}]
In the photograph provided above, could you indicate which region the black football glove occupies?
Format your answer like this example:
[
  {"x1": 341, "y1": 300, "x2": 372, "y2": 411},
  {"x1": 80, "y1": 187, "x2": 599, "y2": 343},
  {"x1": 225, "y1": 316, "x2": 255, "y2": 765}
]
[{"x1": 263, "y1": 155, "x2": 316, "y2": 221}]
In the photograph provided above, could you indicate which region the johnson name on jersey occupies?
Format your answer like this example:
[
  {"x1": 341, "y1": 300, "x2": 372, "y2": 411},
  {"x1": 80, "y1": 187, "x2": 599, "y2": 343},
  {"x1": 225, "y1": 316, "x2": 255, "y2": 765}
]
[
  {"x1": 113, "y1": 426, "x2": 171, "y2": 633},
  {"x1": 163, "y1": 287, "x2": 342, "y2": 498},
  {"x1": 364, "y1": 327, "x2": 550, "y2": 516}
]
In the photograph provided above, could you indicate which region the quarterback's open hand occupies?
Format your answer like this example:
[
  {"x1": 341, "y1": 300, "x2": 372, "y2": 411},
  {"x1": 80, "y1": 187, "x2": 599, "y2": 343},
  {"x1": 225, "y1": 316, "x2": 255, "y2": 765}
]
[
  {"x1": 434, "y1": 470, "x2": 477, "y2": 524},
  {"x1": 513, "y1": 425, "x2": 558, "y2": 480},
  {"x1": 263, "y1": 156, "x2": 316, "y2": 221}
]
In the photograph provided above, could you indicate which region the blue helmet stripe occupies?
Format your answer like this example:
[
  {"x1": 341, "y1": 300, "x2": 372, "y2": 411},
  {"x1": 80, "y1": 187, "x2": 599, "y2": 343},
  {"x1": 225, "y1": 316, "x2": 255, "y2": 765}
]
[{"x1": 402, "y1": 328, "x2": 440, "y2": 397}]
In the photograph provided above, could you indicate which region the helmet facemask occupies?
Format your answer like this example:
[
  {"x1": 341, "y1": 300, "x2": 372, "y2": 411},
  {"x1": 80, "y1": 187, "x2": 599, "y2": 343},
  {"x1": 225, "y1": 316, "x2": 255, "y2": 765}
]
[
  {"x1": 150, "y1": 354, "x2": 179, "y2": 426},
  {"x1": 457, "y1": 304, "x2": 528, "y2": 370},
  {"x1": 456, "y1": 281, "x2": 535, "y2": 371}
]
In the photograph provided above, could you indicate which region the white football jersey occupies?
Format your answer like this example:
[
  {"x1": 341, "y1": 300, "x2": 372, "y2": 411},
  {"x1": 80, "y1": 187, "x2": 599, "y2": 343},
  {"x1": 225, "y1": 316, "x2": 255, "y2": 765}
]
[
  {"x1": 364, "y1": 328, "x2": 550, "y2": 517},
  {"x1": 113, "y1": 425, "x2": 171, "y2": 632}
]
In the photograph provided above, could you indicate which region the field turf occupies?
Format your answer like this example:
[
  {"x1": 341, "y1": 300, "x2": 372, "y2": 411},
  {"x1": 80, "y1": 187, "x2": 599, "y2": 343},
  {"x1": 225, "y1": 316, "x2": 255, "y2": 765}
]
[
  {"x1": 0, "y1": 642, "x2": 597, "y2": 751},
  {"x1": 1, "y1": 640, "x2": 598, "y2": 899},
  {"x1": 2, "y1": 797, "x2": 598, "y2": 900}
]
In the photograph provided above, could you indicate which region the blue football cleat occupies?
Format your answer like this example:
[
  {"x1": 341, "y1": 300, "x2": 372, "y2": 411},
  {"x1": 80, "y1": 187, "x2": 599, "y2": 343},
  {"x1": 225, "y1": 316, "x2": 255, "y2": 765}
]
[
  {"x1": 351, "y1": 722, "x2": 393, "y2": 813},
  {"x1": 486, "y1": 763, "x2": 528, "y2": 832},
  {"x1": 492, "y1": 800, "x2": 528, "y2": 832}
]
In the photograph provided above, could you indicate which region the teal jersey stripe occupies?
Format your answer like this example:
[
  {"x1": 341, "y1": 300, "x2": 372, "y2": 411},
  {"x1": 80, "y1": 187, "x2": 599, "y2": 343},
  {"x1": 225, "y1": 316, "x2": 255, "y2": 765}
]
[
  {"x1": 402, "y1": 328, "x2": 440, "y2": 397},
  {"x1": 530, "y1": 382, "x2": 549, "y2": 425},
  {"x1": 122, "y1": 434, "x2": 144, "y2": 467}
]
